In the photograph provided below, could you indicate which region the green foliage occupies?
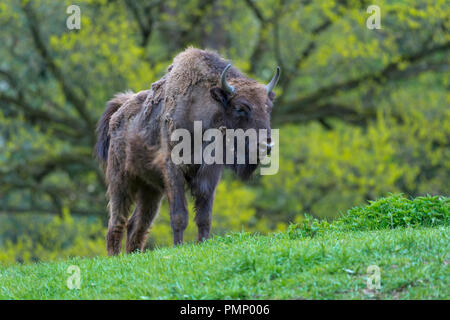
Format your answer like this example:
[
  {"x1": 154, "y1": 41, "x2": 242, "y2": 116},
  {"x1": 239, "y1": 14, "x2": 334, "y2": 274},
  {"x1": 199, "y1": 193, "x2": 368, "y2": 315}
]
[
  {"x1": 0, "y1": 1, "x2": 448, "y2": 256},
  {"x1": 286, "y1": 194, "x2": 449, "y2": 239},
  {"x1": 338, "y1": 194, "x2": 449, "y2": 230},
  {"x1": 0, "y1": 226, "x2": 448, "y2": 299},
  {"x1": 0, "y1": 210, "x2": 106, "y2": 265},
  {"x1": 258, "y1": 107, "x2": 449, "y2": 225},
  {"x1": 285, "y1": 214, "x2": 332, "y2": 239},
  {"x1": 1, "y1": 194, "x2": 447, "y2": 266}
]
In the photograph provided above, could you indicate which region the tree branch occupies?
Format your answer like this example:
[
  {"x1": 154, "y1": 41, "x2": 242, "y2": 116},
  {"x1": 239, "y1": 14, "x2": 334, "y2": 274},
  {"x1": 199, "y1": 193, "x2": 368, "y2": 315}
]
[
  {"x1": 278, "y1": 18, "x2": 333, "y2": 93},
  {"x1": 281, "y1": 41, "x2": 450, "y2": 115},
  {"x1": 21, "y1": 2, "x2": 93, "y2": 133},
  {"x1": 244, "y1": 0, "x2": 266, "y2": 23},
  {"x1": 124, "y1": 0, "x2": 161, "y2": 47},
  {"x1": 0, "y1": 206, "x2": 104, "y2": 216},
  {"x1": 245, "y1": 0, "x2": 270, "y2": 73},
  {"x1": 274, "y1": 102, "x2": 370, "y2": 125},
  {"x1": 0, "y1": 92, "x2": 77, "y2": 127}
]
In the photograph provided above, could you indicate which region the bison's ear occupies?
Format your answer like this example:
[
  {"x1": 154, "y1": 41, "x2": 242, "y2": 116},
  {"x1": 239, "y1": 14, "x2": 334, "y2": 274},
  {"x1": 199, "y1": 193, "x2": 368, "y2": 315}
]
[
  {"x1": 210, "y1": 87, "x2": 230, "y2": 108},
  {"x1": 268, "y1": 91, "x2": 276, "y2": 102}
]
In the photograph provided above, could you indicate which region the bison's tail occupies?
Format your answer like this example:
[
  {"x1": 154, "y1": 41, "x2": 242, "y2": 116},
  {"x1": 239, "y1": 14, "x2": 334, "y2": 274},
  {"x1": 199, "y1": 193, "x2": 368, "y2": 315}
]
[{"x1": 95, "y1": 91, "x2": 133, "y2": 166}]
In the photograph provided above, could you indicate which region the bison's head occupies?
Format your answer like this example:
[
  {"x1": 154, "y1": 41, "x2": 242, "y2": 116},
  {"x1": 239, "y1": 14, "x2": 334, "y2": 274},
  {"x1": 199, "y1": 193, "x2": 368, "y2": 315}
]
[{"x1": 210, "y1": 64, "x2": 280, "y2": 179}]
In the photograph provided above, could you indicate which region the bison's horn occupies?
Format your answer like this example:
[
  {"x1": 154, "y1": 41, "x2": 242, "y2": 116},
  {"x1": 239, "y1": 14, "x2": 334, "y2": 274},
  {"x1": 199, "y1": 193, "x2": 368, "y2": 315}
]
[
  {"x1": 266, "y1": 66, "x2": 281, "y2": 93},
  {"x1": 221, "y1": 64, "x2": 235, "y2": 95}
]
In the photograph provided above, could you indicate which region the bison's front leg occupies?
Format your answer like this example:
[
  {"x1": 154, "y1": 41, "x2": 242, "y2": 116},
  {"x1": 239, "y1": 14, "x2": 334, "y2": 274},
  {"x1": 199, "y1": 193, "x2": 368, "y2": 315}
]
[
  {"x1": 191, "y1": 165, "x2": 223, "y2": 242},
  {"x1": 163, "y1": 163, "x2": 189, "y2": 246},
  {"x1": 193, "y1": 194, "x2": 214, "y2": 242}
]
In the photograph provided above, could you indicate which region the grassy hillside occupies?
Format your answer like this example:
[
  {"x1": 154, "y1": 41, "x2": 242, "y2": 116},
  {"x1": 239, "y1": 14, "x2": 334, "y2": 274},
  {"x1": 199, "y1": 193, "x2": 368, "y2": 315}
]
[{"x1": 0, "y1": 195, "x2": 448, "y2": 300}]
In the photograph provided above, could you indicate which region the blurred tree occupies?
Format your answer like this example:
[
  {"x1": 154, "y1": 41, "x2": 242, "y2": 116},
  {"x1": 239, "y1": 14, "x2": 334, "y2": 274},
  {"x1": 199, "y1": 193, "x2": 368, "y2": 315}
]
[{"x1": 0, "y1": 0, "x2": 448, "y2": 237}]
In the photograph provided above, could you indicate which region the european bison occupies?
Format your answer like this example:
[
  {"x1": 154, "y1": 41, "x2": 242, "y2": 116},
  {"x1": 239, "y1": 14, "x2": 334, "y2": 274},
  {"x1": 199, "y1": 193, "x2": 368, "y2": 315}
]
[{"x1": 95, "y1": 47, "x2": 280, "y2": 255}]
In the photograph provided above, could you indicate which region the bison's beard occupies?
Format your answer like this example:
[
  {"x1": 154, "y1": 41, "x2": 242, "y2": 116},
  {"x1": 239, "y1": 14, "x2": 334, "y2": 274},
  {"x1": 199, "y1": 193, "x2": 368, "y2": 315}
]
[
  {"x1": 223, "y1": 137, "x2": 260, "y2": 180},
  {"x1": 232, "y1": 163, "x2": 259, "y2": 180},
  {"x1": 227, "y1": 146, "x2": 259, "y2": 180}
]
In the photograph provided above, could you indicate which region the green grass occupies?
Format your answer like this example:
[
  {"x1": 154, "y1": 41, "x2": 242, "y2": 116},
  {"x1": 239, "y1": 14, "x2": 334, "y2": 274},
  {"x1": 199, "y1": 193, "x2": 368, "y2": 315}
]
[{"x1": 0, "y1": 195, "x2": 448, "y2": 299}]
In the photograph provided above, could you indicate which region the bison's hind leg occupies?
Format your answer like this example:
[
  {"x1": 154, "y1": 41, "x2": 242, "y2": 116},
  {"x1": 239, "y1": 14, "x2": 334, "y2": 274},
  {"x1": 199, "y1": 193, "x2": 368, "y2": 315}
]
[
  {"x1": 106, "y1": 181, "x2": 135, "y2": 256},
  {"x1": 126, "y1": 186, "x2": 163, "y2": 253}
]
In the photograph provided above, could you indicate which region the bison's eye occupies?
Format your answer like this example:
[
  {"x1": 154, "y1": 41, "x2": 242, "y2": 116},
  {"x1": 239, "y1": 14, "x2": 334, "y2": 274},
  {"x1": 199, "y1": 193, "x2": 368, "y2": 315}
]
[{"x1": 234, "y1": 104, "x2": 250, "y2": 118}]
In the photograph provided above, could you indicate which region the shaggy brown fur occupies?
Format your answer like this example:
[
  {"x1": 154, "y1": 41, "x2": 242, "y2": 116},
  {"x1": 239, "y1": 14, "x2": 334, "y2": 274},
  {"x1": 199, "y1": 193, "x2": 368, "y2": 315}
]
[{"x1": 96, "y1": 47, "x2": 279, "y2": 255}]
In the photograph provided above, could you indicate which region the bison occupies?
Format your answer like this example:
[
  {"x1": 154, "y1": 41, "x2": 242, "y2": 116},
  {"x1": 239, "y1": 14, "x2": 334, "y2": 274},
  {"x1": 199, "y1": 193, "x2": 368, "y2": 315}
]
[{"x1": 95, "y1": 47, "x2": 280, "y2": 255}]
